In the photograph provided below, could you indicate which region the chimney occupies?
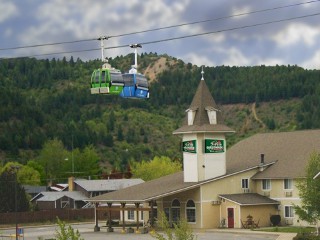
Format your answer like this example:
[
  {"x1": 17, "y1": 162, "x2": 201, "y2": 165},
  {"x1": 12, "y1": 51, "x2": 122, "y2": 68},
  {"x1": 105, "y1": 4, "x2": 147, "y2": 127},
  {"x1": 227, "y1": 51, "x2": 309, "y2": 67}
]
[{"x1": 68, "y1": 177, "x2": 75, "y2": 191}]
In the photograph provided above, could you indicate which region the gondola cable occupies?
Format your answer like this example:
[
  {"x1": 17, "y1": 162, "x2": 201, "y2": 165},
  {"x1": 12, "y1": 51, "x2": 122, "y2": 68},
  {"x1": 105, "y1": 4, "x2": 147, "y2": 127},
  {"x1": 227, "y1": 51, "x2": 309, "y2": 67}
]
[
  {"x1": 1, "y1": 11, "x2": 320, "y2": 60},
  {"x1": 0, "y1": 0, "x2": 319, "y2": 52}
]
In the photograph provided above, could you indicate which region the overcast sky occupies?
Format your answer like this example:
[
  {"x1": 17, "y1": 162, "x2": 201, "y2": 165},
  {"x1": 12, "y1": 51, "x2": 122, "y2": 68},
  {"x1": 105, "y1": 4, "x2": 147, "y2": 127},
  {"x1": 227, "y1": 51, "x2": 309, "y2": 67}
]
[{"x1": 1, "y1": 0, "x2": 320, "y2": 69}]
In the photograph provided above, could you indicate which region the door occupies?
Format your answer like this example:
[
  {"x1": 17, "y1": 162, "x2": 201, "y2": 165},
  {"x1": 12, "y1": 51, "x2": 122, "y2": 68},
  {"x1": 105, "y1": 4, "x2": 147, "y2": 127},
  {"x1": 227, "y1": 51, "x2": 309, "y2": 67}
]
[{"x1": 227, "y1": 208, "x2": 234, "y2": 228}]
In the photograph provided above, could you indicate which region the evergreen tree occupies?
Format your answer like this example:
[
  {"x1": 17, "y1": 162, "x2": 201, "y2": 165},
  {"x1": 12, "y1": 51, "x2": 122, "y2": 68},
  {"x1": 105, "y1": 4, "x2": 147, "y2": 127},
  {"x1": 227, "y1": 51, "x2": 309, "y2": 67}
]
[{"x1": 0, "y1": 169, "x2": 29, "y2": 213}]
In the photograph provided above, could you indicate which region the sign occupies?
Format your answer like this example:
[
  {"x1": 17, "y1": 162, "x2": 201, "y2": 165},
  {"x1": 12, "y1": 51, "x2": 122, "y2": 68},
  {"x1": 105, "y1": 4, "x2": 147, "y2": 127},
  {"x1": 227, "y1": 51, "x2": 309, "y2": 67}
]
[
  {"x1": 182, "y1": 140, "x2": 197, "y2": 153},
  {"x1": 205, "y1": 139, "x2": 224, "y2": 153}
]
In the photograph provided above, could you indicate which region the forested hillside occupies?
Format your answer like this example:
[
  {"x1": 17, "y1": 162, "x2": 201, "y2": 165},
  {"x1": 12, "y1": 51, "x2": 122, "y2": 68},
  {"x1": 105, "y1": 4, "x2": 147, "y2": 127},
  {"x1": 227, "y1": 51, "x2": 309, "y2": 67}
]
[{"x1": 1, "y1": 53, "x2": 320, "y2": 176}]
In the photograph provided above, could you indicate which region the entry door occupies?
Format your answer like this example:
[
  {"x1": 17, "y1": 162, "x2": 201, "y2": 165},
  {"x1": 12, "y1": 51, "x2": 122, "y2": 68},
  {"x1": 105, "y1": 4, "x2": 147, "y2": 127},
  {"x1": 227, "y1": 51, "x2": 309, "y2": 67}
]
[{"x1": 227, "y1": 208, "x2": 234, "y2": 228}]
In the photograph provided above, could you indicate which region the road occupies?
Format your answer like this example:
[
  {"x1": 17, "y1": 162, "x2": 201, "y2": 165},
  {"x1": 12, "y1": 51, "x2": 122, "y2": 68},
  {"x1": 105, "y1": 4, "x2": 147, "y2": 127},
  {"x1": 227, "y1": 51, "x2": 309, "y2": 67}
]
[{"x1": 0, "y1": 223, "x2": 278, "y2": 240}]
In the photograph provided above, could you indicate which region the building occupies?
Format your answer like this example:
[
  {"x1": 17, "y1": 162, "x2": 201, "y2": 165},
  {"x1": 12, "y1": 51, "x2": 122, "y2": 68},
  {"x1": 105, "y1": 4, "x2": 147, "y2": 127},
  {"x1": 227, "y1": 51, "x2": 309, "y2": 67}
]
[
  {"x1": 31, "y1": 178, "x2": 144, "y2": 210},
  {"x1": 88, "y1": 74, "x2": 320, "y2": 231}
]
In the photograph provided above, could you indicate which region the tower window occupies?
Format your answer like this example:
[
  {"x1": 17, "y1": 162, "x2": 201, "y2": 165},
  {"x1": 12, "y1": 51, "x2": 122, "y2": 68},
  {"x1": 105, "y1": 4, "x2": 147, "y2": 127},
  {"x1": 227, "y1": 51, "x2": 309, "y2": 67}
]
[{"x1": 205, "y1": 107, "x2": 219, "y2": 125}]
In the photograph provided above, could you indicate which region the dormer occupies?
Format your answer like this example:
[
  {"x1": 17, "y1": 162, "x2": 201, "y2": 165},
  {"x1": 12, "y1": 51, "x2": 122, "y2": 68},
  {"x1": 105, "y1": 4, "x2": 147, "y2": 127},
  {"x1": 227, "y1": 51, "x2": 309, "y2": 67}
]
[
  {"x1": 186, "y1": 107, "x2": 198, "y2": 126},
  {"x1": 205, "y1": 106, "x2": 219, "y2": 125}
]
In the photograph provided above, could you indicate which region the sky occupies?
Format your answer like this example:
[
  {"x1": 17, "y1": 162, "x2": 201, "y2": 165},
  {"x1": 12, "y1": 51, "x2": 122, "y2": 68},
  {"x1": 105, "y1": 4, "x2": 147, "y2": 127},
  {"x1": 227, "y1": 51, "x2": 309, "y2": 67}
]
[{"x1": 1, "y1": 0, "x2": 320, "y2": 70}]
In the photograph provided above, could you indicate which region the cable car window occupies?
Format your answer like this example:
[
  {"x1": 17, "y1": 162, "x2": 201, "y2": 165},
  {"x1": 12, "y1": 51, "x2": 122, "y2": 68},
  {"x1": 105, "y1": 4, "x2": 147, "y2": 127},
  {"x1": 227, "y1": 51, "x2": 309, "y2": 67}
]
[
  {"x1": 110, "y1": 72, "x2": 124, "y2": 84},
  {"x1": 101, "y1": 70, "x2": 106, "y2": 83},
  {"x1": 123, "y1": 74, "x2": 135, "y2": 86},
  {"x1": 94, "y1": 70, "x2": 100, "y2": 83},
  {"x1": 136, "y1": 75, "x2": 148, "y2": 88}
]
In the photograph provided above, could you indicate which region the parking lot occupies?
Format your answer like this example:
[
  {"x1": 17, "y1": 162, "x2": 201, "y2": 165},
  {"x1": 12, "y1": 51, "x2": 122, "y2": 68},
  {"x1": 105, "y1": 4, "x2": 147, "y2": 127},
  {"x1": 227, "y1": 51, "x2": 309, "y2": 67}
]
[{"x1": 0, "y1": 223, "x2": 285, "y2": 240}]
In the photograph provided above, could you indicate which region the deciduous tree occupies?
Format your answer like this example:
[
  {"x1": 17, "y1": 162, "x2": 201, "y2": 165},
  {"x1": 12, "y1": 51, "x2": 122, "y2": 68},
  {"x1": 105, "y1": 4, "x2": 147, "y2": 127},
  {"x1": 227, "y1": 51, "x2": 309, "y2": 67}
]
[
  {"x1": 131, "y1": 156, "x2": 181, "y2": 181},
  {"x1": 295, "y1": 152, "x2": 320, "y2": 235}
]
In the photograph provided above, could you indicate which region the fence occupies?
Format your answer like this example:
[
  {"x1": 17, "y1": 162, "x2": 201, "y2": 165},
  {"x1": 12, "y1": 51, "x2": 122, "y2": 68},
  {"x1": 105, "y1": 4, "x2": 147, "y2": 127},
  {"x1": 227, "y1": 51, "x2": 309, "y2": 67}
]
[{"x1": 0, "y1": 208, "x2": 116, "y2": 225}]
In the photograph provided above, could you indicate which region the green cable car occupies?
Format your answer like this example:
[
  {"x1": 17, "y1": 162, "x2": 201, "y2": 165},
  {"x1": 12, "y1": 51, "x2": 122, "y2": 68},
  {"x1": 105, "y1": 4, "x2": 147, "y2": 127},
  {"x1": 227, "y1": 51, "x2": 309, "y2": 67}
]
[
  {"x1": 90, "y1": 36, "x2": 124, "y2": 95},
  {"x1": 90, "y1": 63, "x2": 124, "y2": 94}
]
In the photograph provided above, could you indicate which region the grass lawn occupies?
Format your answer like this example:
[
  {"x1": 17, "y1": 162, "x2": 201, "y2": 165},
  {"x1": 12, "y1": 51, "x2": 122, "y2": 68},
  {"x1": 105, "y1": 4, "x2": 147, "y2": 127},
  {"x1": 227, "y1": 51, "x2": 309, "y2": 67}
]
[{"x1": 255, "y1": 226, "x2": 315, "y2": 234}]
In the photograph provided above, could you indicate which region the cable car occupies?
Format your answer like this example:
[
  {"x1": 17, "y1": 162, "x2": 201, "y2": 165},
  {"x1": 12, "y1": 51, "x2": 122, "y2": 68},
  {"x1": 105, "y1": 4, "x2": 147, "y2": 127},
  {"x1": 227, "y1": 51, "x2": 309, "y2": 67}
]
[
  {"x1": 91, "y1": 63, "x2": 124, "y2": 95},
  {"x1": 90, "y1": 36, "x2": 124, "y2": 95},
  {"x1": 119, "y1": 44, "x2": 149, "y2": 99}
]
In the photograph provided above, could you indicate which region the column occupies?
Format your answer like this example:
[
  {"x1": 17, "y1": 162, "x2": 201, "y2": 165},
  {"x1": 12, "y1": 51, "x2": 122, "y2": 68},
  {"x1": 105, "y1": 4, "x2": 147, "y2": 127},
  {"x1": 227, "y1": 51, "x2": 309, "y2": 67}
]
[
  {"x1": 94, "y1": 203, "x2": 100, "y2": 232},
  {"x1": 107, "y1": 202, "x2": 113, "y2": 232}
]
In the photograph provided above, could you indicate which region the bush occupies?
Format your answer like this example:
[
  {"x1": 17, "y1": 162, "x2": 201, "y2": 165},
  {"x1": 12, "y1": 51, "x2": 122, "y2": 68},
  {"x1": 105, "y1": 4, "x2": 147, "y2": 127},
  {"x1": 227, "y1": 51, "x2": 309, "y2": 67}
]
[
  {"x1": 270, "y1": 215, "x2": 281, "y2": 226},
  {"x1": 152, "y1": 211, "x2": 196, "y2": 240}
]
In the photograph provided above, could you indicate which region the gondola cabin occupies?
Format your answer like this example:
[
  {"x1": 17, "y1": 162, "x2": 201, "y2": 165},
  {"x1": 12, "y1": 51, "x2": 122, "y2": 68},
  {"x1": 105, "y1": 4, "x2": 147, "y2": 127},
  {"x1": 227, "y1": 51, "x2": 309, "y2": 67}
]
[
  {"x1": 90, "y1": 64, "x2": 124, "y2": 95},
  {"x1": 120, "y1": 69, "x2": 149, "y2": 99}
]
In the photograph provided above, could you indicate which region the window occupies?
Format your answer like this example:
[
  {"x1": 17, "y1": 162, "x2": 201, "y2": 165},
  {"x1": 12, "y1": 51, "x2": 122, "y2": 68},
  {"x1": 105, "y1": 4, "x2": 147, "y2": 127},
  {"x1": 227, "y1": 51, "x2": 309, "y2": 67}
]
[
  {"x1": 187, "y1": 110, "x2": 196, "y2": 125},
  {"x1": 186, "y1": 200, "x2": 196, "y2": 223},
  {"x1": 285, "y1": 206, "x2": 294, "y2": 218},
  {"x1": 205, "y1": 107, "x2": 219, "y2": 124},
  {"x1": 284, "y1": 179, "x2": 293, "y2": 190},
  {"x1": 262, "y1": 179, "x2": 271, "y2": 190},
  {"x1": 242, "y1": 178, "x2": 249, "y2": 189},
  {"x1": 171, "y1": 199, "x2": 181, "y2": 223},
  {"x1": 127, "y1": 210, "x2": 134, "y2": 220}
]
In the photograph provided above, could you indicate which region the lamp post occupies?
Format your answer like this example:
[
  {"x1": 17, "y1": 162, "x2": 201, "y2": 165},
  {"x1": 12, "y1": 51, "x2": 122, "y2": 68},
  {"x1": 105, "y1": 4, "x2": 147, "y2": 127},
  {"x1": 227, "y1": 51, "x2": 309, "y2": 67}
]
[{"x1": 64, "y1": 157, "x2": 74, "y2": 176}]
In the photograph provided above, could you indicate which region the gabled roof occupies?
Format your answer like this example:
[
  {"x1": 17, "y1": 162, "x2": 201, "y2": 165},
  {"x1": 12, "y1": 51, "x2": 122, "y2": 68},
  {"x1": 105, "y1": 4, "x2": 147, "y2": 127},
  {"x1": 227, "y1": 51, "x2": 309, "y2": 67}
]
[
  {"x1": 87, "y1": 165, "x2": 265, "y2": 203},
  {"x1": 74, "y1": 179, "x2": 144, "y2": 192},
  {"x1": 227, "y1": 129, "x2": 320, "y2": 179},
  {"x1": 88, "y1": 172, "x2": 197, "y2": 203},
  {"x1": 219, "y1": 193, "x2": 279, "y2": 206},
  {"x1": 173, "y1": 80, "x2": 234, "y2": 134},
  {"x1": 23, "y1": 185, "x2": 47, "y2": 195},
  {"x1": 32, "y1": 191, "x2": 86, "y2": 202}
]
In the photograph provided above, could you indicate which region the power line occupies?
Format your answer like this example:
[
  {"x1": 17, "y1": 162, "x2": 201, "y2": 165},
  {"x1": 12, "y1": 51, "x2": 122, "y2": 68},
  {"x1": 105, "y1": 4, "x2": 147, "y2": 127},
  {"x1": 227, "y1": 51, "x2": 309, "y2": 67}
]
[
  {"x1": 2, "y1": 12, "x2": 319, "y2": 60},
  {"x1": 107, "y1": 0, "x2": 320, "y2": 38},
  {"x1": 0, "y1": 0, "x2": 319, "y2": 52}
]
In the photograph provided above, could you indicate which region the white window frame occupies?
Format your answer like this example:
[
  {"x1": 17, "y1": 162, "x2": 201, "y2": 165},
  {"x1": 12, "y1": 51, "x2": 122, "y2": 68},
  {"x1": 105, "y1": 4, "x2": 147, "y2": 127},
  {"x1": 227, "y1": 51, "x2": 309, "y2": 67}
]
[
  {"x1": 284, "y1": 179, "x2": 293, "y2": 190},
  {"x1": 186, "y1": 200, "x2": 196, "y2": 223},
  {"x1": 262, "y1": 179, "x2": 271, "y2": 190},
  {"x1": 284, "y1": 205, "x2": 294, "y2": 218},
  {"x1": 241, "y1": 178, "x2": 249, "y2": 189},
  {"x1": 127, "y1": 210, "x2": 135, "y2": 221}
]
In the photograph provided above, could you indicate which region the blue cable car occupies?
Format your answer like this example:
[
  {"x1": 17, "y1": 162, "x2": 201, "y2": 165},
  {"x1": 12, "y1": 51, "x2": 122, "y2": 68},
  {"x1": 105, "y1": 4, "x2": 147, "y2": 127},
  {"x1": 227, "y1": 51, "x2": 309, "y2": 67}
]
[{"x1": 119, "y1": 44, "x2": 149, "y2": 99}]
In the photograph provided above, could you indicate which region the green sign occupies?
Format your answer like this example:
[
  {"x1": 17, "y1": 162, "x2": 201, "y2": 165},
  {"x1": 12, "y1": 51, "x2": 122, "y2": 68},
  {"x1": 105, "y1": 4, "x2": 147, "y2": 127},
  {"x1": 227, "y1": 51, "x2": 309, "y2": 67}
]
[
  {"x1": 182, "y1": 140, "x2": 197, "y2": 153},
  {"x1": 205, "y1": 139, "x2": 224, "y2": 153}
]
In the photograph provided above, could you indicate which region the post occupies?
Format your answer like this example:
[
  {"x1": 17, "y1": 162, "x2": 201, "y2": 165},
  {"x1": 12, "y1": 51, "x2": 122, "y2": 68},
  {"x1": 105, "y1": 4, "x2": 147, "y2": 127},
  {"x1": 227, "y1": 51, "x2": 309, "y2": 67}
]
[
  {"x1": 71, "y1": 134, "x2": 74, "y2": 175},
  {"x1": 135, "y1": 203, "x2": 140, "y2": 233},
  {"x1": 94, "y1": 203, "x2": 100, "y2": 232},
  {"x1": 107, "y1": 203, "x2": 113, "y2": 232},
  {"x1": 15, "y1": 172, "x2": 18, "y2": 240},
  {"x1": 121, "y1": 203, "x2": 126, "y2": 233}
]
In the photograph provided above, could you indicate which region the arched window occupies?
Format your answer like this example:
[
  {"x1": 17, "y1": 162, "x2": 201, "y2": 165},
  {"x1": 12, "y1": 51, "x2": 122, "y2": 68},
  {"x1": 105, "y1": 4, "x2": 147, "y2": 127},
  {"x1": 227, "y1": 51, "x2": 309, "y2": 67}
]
[
  {"x1": 186, "y1": 200, "x2": 196, "y2": 223},
  {"x1": 171, "y1": 199, "x2": 180, "y2": 223}
]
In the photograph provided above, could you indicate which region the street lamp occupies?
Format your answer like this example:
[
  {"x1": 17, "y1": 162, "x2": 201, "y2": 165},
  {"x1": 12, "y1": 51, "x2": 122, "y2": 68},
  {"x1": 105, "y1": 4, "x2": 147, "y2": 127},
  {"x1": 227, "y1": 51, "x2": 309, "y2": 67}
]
[{"x1": 65, "y1": 155, "x2": 74, "y2": 175}]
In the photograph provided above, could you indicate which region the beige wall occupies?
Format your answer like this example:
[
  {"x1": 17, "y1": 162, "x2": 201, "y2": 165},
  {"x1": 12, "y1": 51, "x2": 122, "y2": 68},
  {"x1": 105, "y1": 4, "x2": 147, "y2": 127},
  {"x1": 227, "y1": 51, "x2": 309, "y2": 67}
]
[
  {"x1": 157, "y1": 188, "x2": 202, "y2": 228},
  {"x1": 220, "y1": 199, "x2": 278, "y2": 228},
  {"x1": 254, "y1": 178, "x2": 309, "y2": 227},
  {"x1": 201, "y1": 169, "x2": 259, "y2": 201},
  {"x1": 240, "y1": 205, "x2": 278, "y2": 227}
]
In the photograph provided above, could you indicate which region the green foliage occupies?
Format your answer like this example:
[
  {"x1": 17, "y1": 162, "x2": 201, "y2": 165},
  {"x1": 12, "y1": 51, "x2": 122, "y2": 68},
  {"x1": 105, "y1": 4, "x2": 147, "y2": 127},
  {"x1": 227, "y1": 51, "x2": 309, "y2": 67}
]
[
  {"x1": 1, "y1": 161, "x2": 40, "y2": 185},
  {"x1": 1, "y1": 55, "x2": 320, "y2": 175},
  {"x1": 295, "y1": 152, "x2": 320, "y2": 235},
  {"x1": 153, "y1": 211, "x2": 196, "y2": 240},
  {"x1": 0, "y1": 168, "x2": 30, "y2": 213},
  {"x1": 55, "y1": 217, "x2": 84, "y2": 240},
  {"x1": 132, "y1": 156, "x2": 182, "y2": 181}
]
